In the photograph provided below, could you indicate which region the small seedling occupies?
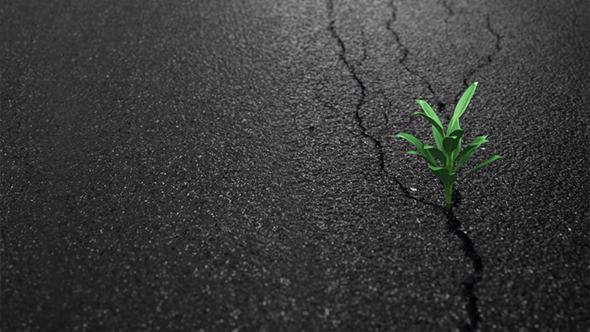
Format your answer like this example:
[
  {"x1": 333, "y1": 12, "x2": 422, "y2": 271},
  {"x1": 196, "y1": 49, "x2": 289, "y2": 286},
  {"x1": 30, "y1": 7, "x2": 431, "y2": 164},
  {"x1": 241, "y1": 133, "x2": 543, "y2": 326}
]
[{"x1": 395, "y1": 82, "x2": 502, "y2": 212}]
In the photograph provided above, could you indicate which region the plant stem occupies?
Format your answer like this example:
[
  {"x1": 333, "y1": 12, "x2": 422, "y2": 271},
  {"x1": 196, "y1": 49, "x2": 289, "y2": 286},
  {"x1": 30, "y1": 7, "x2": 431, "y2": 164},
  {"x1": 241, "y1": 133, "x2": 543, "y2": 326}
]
[{"x1": 445, "y1": 184, "x2": 453, "y2": 212}]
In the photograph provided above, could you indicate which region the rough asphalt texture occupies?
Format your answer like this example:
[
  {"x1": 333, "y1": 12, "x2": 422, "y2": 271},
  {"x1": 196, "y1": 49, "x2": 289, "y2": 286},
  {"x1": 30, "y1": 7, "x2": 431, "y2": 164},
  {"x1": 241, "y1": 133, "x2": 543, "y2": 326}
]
[{"x1": 1, "y1": 1, "x2": 589, "y2": 331}]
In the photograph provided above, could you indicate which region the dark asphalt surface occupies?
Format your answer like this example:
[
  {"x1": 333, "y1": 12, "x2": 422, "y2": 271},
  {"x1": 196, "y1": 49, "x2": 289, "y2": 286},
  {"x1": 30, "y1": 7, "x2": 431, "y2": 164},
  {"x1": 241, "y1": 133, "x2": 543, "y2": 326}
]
[{"x1": 1, "y1": 1, "x2": 589, "y2": 331}]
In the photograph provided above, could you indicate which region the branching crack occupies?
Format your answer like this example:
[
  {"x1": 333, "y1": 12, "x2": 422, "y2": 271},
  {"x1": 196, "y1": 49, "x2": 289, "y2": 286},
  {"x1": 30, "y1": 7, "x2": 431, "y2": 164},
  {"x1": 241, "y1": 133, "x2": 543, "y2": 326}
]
[
  {"x1": 384, "y1": 2, "x2": 491, "y2": 331},
  {"x1": 456, "y1": 14, "x2": 503, "y2": 101},
  {"x1": 327, "y1": 2, "x2": 487, "y2": 330},
  {"x1": 326, "y1": 0, "x2": 382, "y2": 170},
  {"x1": 386, "y1": 1, "x2": 447, "y2": 114},
  {"x1": 326, "y1": 0, "x2": 434, "y2": 207}
]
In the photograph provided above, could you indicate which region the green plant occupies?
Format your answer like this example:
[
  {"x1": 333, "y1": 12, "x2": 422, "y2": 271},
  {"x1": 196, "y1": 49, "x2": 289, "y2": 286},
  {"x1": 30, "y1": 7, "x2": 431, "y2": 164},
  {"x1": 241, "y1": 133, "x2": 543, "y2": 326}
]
[{"x1": 395, "y1": 82, "x2": 502, "y2": 212}]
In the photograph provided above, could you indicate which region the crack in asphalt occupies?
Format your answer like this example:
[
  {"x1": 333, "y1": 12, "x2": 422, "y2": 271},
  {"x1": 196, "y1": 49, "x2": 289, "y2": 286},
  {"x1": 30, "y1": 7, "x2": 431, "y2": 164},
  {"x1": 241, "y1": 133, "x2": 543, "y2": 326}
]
[
  {"x1": 456, "y1": 14, "x2": 503, "y2": 100},
  {"x1": 326, "y1": 0, "x2": 384, "y2": 172},
  {"x1": 440, "y1": 0, "x2": 458, "y2": 52},
  {"x1": 327, "y1": 2, "x2": 488, "y2": 330},
  {"x1": 385, "y1": 1, "x2": 447, "y2": 114},
  {"x1": 441, "y1": 0, "x2": 455, "y2": 16},
  {"x1": 447, "y1": 15, "x2": 503, "y2": 331},
  {"x1": 447, "y1": 211, "x2": 483, "y2": 332},
  {"x1": 326, "y1": 0, "x2": 435, "y2": 208},
  {"x1": 384, "y1": 2, "x2": 486, "y2": 330}
]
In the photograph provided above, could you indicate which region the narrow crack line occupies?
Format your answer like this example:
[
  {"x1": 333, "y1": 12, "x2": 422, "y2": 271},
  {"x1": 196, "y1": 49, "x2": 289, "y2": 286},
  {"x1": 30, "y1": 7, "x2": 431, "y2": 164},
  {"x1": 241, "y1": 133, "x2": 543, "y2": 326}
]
[
  {"x1": 441, "y1": 0, "x2": 454, "y2": 15},
  {"x1": 386, "y1": 1, "x2": 447, "y2": 114},
  {"x1": 386, "y1": 4, "x2": 486, "y2": 330},
  {"x1": 440, "y1": 0, "x2": 457, "y2": 51},
  {"x1": 447, "y1": 211, "x2": 483, "y2": 332},
  {"x1": 457, "y1": 14, "x2": 504, "y2": 100},
  {"x1": 360, "y1": 30, "x2": 368, "y2": 64},
  {"x1": 327, "y1": 6, "x2": 485, "y2": 331},
  {"x1": 486, "y1": 14, "x2": 503, "y2": 57},
  {"x1": 382, "y1": 1, "x2": 455, "y2": 206},
  {"x1": 326, "y1": 1, "x2": 436, "y2": 209},
  {"x1": 385, "y1": 2, "x2": 409, "y2": 65},
  {"x1": 326, "y1": 0, "x2": 383, "y2": 172}
]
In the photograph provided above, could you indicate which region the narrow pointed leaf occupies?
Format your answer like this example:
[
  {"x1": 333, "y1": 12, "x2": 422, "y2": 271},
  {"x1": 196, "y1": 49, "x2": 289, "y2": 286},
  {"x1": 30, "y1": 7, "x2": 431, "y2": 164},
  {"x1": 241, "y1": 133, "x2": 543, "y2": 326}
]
[
  {"x1": 447, "y1": 117, "x2": 461, "y2": 138},
  {"x1": 442, "y1": 136, "x2": 454, "y2": 156},
  {"x1": 451, "y1": 124, "x2": 462, "y2": 162},
  {"x1": 425, "y1": 146, "x2": 446, "y2": 165},
  {"x1": 433, "y1": 127, "x2": 444, "y2": 151},
  {"x1": 447, "y1": 128, "x2": 464, "y2": 165},
  {"x1": 415, "y1": 100, "x2": 443, "y2": 131},
  {"x1": 456, "y1": 135, "x2": 489, "y2": 170},
  {"x1": 445, "y1": 121, "x2": 462, "y2": 162},
  {"x1": 414, "y1": 112, "x2": 445, "y2": 142},
  {"x1": 414, "y1": 100, "x2": 445, "y2": 148},
  {"x1": 448, "y1": 82, "x2": 478, "y2": 136},
  {"x1": 428, "y1": 165, "x2": 457, "y2": 188},
  {"x1": 448, "y1": 129, "x2": 464, "y2": 141},
  {"x1": 395, "y1": 133, "x2": 437, "y2": 166},
  {"x1": 407, "y1": 150, "x2": 429, "y2": 164},
  {"x1": 395, "y1": 133, "x2": 424, "y2": 150},
  {"x1": 457, "y1": 155, "x2": 503, "y2": 185},
  {"x1": 421, "y1": 147, "x2": 437, "y2": 167},
  {"x1": 443, "y1": 132, "x2": 462, "y2": 158},
  {"x1": 452, "y1": 139, "x2": 462, "y2": 166}
]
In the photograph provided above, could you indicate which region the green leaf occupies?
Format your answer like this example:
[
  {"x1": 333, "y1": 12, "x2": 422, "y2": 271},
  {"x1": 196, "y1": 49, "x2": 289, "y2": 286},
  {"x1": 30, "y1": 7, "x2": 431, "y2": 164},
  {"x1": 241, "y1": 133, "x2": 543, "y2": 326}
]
[
  {"x1": 451, "y1": 121, "x2": 462, "y2": 162},
  {"x1": 433, "y1": 127, "x2": 445, "y2": 152},
  {"x1": 456, "y1": 135, "x2": 489, "y2": 171},
  {"x1": 442, "y1": 137, "x2": 454, "y2": 157},
  {"x1": 421, "y1": 147, "x2": 437, "y2": 167},
  {"x1": 407, "y1": 150, "x2": 430, "y2": 164},
  {"x1": 448, "y1": 82, "x2": 478, "y2": 136},
  {"x1": 448, "y1": 128, "x2": 464, "y2": 140},
  {"x1": 395, "y1": 133, "x2": 425, "y2": 151},
  {"x1": 446, "y1": 128, "x2": 464, "y2": 166},
  {"x1": 457, "y1": 155, "x2": 503, "y2": 185},
  {"x1": 395, "y1": 133, "x2": 437, "y2": 166},
  {"x1": 428, "y1": 165, "x2": 457, "y2": 189},
  {"x1": 447, "y1": 117, "x2": 461, "y2": 136},
  {"x1": 414, "y1": 111, "x2": 445, "y2": 144},
  {"x1": 442, "y1": 129, "x2": 463, "y2": 159},
  {"x1": 425, "y1": 146, "x2": 446, "y2": 166},
  {"x1": 415, "y1": 100, "x2": 443, "y2": 132},
  {"x1": 414, "y1": 99, "x2": 445, "y2": 149}
]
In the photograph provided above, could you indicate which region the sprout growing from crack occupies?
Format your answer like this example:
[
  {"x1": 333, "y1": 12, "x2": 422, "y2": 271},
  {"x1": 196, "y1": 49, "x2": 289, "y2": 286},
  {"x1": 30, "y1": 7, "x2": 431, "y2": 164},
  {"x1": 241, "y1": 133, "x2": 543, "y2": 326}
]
[{"x1": 396, "y1": 82, "x2": 502, "y2": 212}]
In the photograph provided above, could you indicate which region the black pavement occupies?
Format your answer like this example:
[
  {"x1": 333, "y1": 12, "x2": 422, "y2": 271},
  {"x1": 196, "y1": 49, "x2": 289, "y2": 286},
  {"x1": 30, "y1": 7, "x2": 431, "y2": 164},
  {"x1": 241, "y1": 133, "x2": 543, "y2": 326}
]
[{"x1": 1, "y1": 1, "x2": 589, "y2": 331}]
